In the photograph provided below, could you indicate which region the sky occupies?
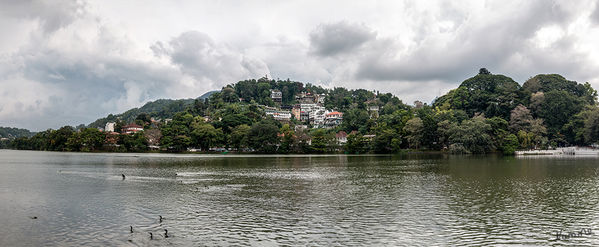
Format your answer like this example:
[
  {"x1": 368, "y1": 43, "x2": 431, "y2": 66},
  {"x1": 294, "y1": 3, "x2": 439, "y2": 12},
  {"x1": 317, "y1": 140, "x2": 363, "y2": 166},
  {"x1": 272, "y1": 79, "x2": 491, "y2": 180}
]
[{"x1": 2, "y1": 0, "x2": 599, "y2": 131}]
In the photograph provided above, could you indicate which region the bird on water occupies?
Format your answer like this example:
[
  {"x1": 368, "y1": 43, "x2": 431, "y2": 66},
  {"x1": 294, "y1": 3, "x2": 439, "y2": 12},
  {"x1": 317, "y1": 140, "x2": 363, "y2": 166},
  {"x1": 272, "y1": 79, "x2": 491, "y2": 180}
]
[
  {"x1": 164, "y1": 229, "x2": 169, "y2": 238},
  {"x1": 130, "y1": 226, "x2": 133, "y2": 233},
  {"x1": 122, "y1": 174, "x2": 126, "y2": 180},
  {"x1": 149, "y1": 232, "x2": 153, "y2": 240},
  {"x1": 159, "y1": 215, "x2": 163, "y2": 223}
]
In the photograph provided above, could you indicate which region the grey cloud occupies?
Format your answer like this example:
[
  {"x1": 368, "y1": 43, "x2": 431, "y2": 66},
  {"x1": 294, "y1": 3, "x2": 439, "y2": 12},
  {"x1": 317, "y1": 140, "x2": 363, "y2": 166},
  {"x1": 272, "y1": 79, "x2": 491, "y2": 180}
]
[
  {"x1": 0, "y1": 0, "x2": 84, "y2": 33},
  {"x1": 14, "y1": 49, "x2": 185, "y2": 128},
  {"x1": 1, "y1": 28, "x2": 271, "y2": 130},
  {"x1": 153, "y1": 31, "x2": 270, "y2": 84},
  {"x1": 309, "y1": 21, "x2": 376, "y2": 57},
  {"x1": 592, "y1": 3, "x2": 599, "y2": 24},
  {"x1": 355, "y1": 0, "x2": 588, "y2": 84}
]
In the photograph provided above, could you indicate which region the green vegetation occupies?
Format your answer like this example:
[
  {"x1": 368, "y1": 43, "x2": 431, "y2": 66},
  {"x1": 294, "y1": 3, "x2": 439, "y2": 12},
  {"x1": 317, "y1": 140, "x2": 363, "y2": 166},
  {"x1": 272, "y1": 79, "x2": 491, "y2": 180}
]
[
  {"x1": 0, "y1": 127, "x2": 35, "y2": 149},
  {"x1": 87, "y1": 91, "x2": 217, "y2": 129},
  {"x1": 0, "y1": 127, "x2": 34, "y2": 139},
  {"x1": 5, "y1": 69, "x2": 599, "y2": 154}
]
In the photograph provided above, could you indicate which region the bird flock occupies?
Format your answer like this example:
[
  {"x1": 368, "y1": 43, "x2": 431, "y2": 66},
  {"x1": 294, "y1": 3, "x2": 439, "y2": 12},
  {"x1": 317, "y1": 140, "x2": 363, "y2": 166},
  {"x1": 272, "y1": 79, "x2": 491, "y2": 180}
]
[
  {"x1": 122, "y1": 174, "x2": 173, "y2": 242},
  {"x1": 129, "y1": 215, "x2": 171, "y2": 242}
]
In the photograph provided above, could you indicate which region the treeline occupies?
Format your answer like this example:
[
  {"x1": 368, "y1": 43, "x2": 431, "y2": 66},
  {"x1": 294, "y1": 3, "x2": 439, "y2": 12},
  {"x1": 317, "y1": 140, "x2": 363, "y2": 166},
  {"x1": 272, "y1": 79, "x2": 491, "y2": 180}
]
[
  {"x1": 8, "y1": 126, "x2": 150, "y2": 152},
  {"x1": 6, "y1": 69, "x2": 599, "y2": 154},
  {"x1": 0, "y1": 127, "x2": 34, "y2": 149},
  {"x1": 0, "y1": 127, "x2": 34, "y2": 139}
]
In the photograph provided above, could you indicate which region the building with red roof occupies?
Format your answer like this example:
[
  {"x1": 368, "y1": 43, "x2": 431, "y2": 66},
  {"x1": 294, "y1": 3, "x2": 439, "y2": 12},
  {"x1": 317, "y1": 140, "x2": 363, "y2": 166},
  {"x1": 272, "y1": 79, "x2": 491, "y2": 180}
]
[{"x1": 121, "y1": 124, "x2": 143, "y2": 134}]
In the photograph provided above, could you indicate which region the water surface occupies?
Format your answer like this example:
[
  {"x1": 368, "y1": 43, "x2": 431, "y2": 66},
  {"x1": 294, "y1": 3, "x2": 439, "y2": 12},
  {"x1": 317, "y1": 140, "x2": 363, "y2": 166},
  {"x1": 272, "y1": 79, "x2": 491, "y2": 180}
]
[{"x1": 1, "y1": 150, "x2": 599, "y2": 246}]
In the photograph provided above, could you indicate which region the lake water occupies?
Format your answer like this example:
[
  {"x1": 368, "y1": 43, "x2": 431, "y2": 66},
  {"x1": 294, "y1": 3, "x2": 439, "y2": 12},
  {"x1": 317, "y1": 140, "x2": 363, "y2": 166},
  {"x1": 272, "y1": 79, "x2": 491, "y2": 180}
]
[{"x1": 1, "y1": 150, "x2": 599, "y2": 246}]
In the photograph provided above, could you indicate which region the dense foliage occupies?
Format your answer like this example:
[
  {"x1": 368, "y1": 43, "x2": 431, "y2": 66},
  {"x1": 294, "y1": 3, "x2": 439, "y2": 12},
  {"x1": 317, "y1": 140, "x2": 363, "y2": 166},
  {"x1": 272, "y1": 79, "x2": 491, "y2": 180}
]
[
  {"x1": 6, "y1": 70, "x2": 599, "y2": 154},
  {"x1": 0, "y1": 127, "x2": 34, "y2": 138}
]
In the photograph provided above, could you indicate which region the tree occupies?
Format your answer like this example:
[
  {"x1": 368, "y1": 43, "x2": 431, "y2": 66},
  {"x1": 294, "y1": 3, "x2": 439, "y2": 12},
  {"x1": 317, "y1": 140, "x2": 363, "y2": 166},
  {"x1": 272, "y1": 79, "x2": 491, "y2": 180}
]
[
  {"x1": 120, "y1": 132, "x2": 148, "y2": 152},
  {"x1": 583, "y1": 107, "x2": 599, "y2": 144},
  {"x1": 415, "y1": 107, "x2": 440, "y2": 149},
  {"x1": 509, "y1": 105, "x2": 533, "y2": 133},
  {"x1": 221, "y1": 86, "x2": 239, "y2": 103},
  {"x1": 345, "y1": 132, "x2": 366, "y2": 154},
  {"x1": 479, "y1": 68, "x2": 491, "y2": 75},
  {"x1": 341, "y1": 108, "x2": 370, "y2": 133},
  {"x1": 278, "y1": 124, "x2": 295, "y2": 153},
  {"x1": 68, "y1": 128, "x2": 105, "y2": 152},
  {"x1": 437, "y1": 120, "x2": 457, "y2": 149},
  {"x1": 500, "y1": 134, "x2": 519, "y2": 155},
  {"x1": 144, "y1": 128, "x2": 162, "y2": 146},
  {"x1": 508, "y1": 104, "x2": 547, "y2": 148},
  {"x1": 48, "y1": 126, "x2": 74, "y2": 151},
  {"x1": 171, "y1": 135, "x2": 192, "y2": 152},
  {"x1": 373, "y1": 126, "x2": 401, "y2": 153},
  {"x1": 404, "y1": 117, "x2": 424, "y2": 149},
  {"x1": 449, "y1": 115, "x2": 494, "y2": 153},
  {"x1": 433, "y1": 71, "x2": 522, "y2": 119},
  {"x1": 136, "y1": 113, "x2": 151, "y2": 124},
  {"x1": 310, "y1": 129, "x2": 330, "y2": 153},
  {"x1": 230, "y1": 124, "x2": 251, "y2": 151},
  {"x1": 191, "y1": 123, "x2": 222, "y2": 151},
  {"x1": 248, "y1": 121, "x2": 280, "y2": 153},
  {"x1": 160, "y1": 112, "x2": 193, "y2": 152},
  {"x1": 529, "y1": 92, "x2": 545, "y2": 113},
  {"x1": 536, "y1": 90, "x2": 583, "y2": 136}
]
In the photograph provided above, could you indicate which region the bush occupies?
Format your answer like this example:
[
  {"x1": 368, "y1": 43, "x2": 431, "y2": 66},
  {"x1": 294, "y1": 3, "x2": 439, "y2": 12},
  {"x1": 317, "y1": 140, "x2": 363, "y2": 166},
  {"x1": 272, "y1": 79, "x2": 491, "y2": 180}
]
[{"x1": 449, "y1": 143, "x2": 470, "y2": 154}]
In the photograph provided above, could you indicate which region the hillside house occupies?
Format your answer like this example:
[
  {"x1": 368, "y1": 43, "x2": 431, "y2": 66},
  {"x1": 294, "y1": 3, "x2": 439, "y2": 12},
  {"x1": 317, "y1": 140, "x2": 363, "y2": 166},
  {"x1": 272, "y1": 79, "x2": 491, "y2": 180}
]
[
  {"x1": 122, "y1": 124, "x2": 143, "y2": 134},
  {"x1": 336, "y1": 131, "x2": 348, "y2": 144},
  {"x1": 271, "y1": 90, "x2": 282, "y2": 103}
]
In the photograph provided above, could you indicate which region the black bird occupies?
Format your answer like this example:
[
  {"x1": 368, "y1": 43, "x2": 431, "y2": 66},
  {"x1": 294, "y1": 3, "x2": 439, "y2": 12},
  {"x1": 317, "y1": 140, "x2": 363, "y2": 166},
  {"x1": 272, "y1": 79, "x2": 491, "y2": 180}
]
[
  {"x1": 159, "y1": 215, "x2": 163, "y2": 223},
  {"x1": 164, "y1": 229, "x2": 169, "y2": 238},
  {"x1": 149, "y1": 232, "x2": 153, "y2": 240},
  {"x1": 122, "y1": 174, "x2": 126, "y2": 180},
  {"x1": 130, "y1": 226, "x2": 133, "y2": 233}
]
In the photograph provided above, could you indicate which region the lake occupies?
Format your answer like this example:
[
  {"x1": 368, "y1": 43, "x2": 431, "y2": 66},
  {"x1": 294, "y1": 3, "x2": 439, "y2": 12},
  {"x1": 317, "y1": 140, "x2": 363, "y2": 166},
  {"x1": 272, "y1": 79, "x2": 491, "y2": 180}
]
[{"x1": 1, "y1": 150, "x2": 599, "y2": 246}]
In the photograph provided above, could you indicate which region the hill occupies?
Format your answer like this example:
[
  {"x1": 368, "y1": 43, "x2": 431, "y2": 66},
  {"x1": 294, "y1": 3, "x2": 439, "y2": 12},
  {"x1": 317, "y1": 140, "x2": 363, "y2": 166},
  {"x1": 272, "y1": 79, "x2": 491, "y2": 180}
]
[
  {"x1": 0, "y1": 127, "x2": 34, "y2": 139},
  {"x1": 87, "y1": 90, "x2": 219, "y2": 129}
]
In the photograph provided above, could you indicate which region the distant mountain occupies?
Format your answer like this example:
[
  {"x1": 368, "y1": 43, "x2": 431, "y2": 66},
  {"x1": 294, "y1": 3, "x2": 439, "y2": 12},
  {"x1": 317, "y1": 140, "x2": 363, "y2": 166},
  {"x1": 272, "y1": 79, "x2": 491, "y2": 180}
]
[
  {"x1": 87, "y1": 90, "x2": 219, "y2": 129},
  {"x1": 198, "y1": 90, "x2": 218, "y2": 100},
  {"x1": 0, "y1": 127, "x2": 34, "y2": 139}
]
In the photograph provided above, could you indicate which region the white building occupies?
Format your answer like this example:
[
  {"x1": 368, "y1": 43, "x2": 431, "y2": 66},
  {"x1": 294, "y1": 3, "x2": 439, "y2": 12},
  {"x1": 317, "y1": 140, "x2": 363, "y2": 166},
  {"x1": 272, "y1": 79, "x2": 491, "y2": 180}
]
[
  {"x1": 271, "y1": 90, "x2": 282, "y2": 103},
  {"x1": 310, "y1": 107, "x2": 329, "y2": 127},
  {"x1": 105, "y1": 122, "x2": 116, "y2": 132},
  {"x1": 324, "y1": 111, "x2": 343, "y2": 128},
  {"x1": 264, "y1": 106, "x2": 292, "y2": 121}
]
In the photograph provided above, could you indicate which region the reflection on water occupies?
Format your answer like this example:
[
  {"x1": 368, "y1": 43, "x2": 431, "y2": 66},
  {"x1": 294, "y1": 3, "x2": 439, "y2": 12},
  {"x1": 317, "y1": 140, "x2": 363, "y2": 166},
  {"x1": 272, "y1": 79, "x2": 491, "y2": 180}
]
[{"x1": 1, "y1": 150, "x2": 599, "y2": 246}]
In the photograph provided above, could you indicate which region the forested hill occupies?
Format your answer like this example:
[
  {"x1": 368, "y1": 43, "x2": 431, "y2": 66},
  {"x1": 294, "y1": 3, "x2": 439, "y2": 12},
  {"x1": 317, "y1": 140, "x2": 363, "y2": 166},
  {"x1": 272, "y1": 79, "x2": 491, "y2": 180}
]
[
  {"x1": 432, "y1": 70, "x2": 598, "y2": 147},
  {"x1": 7, "y1": 69, "x2": 599, "y2": 154},
  {"x1": 0, "y1": 127, "x2": 34, "y2": 138},
  {"x1": 87, "y1": 90, "x2": 218, "y2": 129}
]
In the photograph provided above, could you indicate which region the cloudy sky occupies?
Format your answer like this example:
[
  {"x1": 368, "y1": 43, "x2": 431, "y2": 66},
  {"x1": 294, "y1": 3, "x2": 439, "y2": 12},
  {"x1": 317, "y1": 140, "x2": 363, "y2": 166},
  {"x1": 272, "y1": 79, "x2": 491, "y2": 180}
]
[{"x1": 2, "y1": 0, "x2": 599, "y2": 131}]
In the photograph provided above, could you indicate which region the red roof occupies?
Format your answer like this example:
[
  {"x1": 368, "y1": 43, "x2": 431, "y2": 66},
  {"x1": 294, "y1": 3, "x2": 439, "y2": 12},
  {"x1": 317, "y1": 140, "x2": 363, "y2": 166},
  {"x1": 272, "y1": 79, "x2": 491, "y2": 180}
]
[{"x1": 327, "y1": 111, "x2": 342, "y2": 116}]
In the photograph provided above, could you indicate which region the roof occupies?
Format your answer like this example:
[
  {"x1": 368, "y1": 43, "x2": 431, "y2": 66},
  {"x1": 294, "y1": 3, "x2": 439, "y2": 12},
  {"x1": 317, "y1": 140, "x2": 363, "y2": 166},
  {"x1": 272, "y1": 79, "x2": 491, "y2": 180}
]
[
  {"x1": 327, "y1": 111, "x2": 343, "y2": 116},
  {"x1": 123, "y1": 124, "x2": 142, "y2": 129},
  {"x1": 336, "y1": 131, "x2": 347, "y2": 138}
]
